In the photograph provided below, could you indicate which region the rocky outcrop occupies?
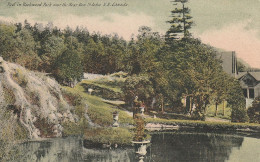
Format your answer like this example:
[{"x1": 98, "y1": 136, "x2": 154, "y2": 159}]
[{"x1": 0, "y1": 57, "x2": 77, "y2": 139}]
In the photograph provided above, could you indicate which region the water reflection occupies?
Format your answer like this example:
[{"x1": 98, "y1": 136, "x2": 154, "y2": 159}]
[
  {"x1": 150, "y1": 132, "x2": 244, "y2": 162},
  {"x1": 17, "y1": 137, "x2": 84, "y2": 162},
  {"x1": 14, "y1": 132, "x2": 260, "y2": 162}
]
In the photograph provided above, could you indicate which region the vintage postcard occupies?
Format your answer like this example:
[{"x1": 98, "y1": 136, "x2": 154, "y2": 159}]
[{"x1": 0, "y1": 0, "x2": 259, "y2": 161}]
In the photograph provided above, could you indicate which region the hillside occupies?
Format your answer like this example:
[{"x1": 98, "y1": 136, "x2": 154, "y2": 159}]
[{"x1": 0, "y1": 57, "x2": 77, "y2": 139}]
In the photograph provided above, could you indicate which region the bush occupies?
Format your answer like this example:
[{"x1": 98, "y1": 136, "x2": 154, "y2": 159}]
[
  {"x1": 227, "y1": 80, "x2": 248, "y2": 123},
  {"x1": 62, "y1": 119, "x2": 88, "y2": 136},
  {"x1": 84, "y1": 127, "x2": 133, "y2": 146},
  {"x1": 248, "y1": 97, "x2": 260, "y2": 123},
  {"x1": 133, "y1": 115, "x2": 150, "y2": 141},
  {"x1": 122, "y1": 75, "x2": 154, "y2": 107}
]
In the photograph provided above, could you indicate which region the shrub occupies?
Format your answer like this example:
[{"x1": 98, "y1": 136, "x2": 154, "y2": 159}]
[
  {"x1": 62, "y1": 118, "x2": 88, "y2": 136},
  {"x1": 248, "y1": 97, "x2": 260, "y2": 123},
  {"x1": 84, "y1": 127, "x2": 133, "y2": 146},
  {"x1": 133, "y1": 115, "x2": 146, "y2": 141},
  {"x1": 227, "y1": 80, "x2": 249, "y2": 123}
]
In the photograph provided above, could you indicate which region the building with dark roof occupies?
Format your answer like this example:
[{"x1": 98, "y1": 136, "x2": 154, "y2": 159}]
[
  {"x1": 216, "y1": 50, "x2": 260, "y2": 108},
  {"x1": 237, "y1": 72, "x2": 260, "y2": 108}
]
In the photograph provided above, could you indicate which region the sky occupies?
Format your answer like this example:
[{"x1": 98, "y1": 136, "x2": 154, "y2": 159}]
[{"x1": 0, "y1": 0, "x2": 259, "y2": 68}]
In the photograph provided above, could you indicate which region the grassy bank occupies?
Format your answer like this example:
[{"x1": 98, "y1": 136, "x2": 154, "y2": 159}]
[
  {"x1": 145, "y1": 118, "x2": 260, "y2": 132},
  {"x1": 84, "y1": 127, "x2": 134, "y2": 146},
  {"x1": 63, "y1": 84, "x2": 133, "y2": 127}
]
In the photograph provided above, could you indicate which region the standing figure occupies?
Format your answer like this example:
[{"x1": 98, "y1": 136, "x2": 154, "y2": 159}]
[{"x1": 133, "y1": 96, "x2": 141, "y2": 119}]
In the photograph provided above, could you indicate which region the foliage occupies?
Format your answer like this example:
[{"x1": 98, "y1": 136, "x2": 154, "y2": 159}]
[
  {"x1": 237, "y1": 61, "x2": 247, "y2": 72},
  {"x1": 62, "y1": 119, "x2": 88, "y2": 136},
  {"x1": 122, "y1": 75, "x2": 154, "y2": 108},
  {"x1": 40, "y1": 35, "x2": 65, "y2": 72},
  {"x1": 133, "y1": 115, "x2": 149, "y2": 141},
  {"x1": 166, "y1": 0, "x2": 193, "y2": 40},
  {"x1": 53, "y1": 49, "x2": 83, "y2": 87},
  {"x1": 227, "y1": 79, "x2": 249, "y2": 122},
  {"x1": 84, "y1": 127, "x2": 133, "y2": 146},
  {"x1": 247, "y1": 97, "x2": 260, "y2": 123},
  {"x1": 123, "y1": 26, "x2": 162, "y2": 75}
]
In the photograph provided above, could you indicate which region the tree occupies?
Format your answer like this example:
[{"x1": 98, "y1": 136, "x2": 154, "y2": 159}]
[
  {"x1": 15, "y1": 28, "x2": 41, "y2": 70},
  {"x1": 122, "y1": 75, "x2": 155, "y2": 112},
  {"x1": 166, "y1": 0, "x2": 193, "y2": 40},
  {"x1": 247, "y1": 97, "x2": 260, "y2": 123},
  {"x1": 40, "y1": 35, "x2": 65, "y2": 72},
  {"x1": 123, "y1": 26, "x2": 162, "y2": 75},
  {"x1": 158, "y1": 38, "x2": 235, "y2": 119},
  {"x1": 82, "y1": 38, "x2": 105, "y2": 73},
  {"x1": 53, "y1": 49, "x2": 83, "y2": 87},
  {"x1": 227, "y1": 79, "x2": 248, "y2": 122},
  {"x1": 0, "y1": 23, "x2": 20, "y2": 62}
]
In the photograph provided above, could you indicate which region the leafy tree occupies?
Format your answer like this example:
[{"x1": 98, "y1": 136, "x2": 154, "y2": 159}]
[
  {"x1": 0, "y1": 24, "x2": 20, "y2": 62},
  {"x1": 82, "y1": 38, "x2": 105, "y2": 73},
  {"x1": 53, "y1": 49, "x2": 83, "y2": 87},
  {"x1": 247, "y1": 97, "x2": 260, "y2": 123},
  {"x1": 122, "y1": 75, "x2": 154, "y2": 111},
  {"x1": 124, "y1": 26, "x2": 162, "y2": 75},
  {"x1": 157, "y1": 38, "x2": 239, "y2": 119},
  {"x1": 40, "y1": 35, "x2": 65, "y2": 72},
  {"x1": 227, "y1": 79, "x2": 248, "y2": 122},
  {"x1": 6, "y1": 28, "x2": 40, "y2": 70}
]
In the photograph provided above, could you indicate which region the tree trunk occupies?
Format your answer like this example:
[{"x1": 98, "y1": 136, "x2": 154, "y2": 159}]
[
  {"x1": 189, "y1": 97, "x2": 192, "y2": 114},
  {"x1": 161, "y1": 98, "x2": 164, "y2": 113},
  {"x1": 222, "y1": 101, "x2": 225, "y2": 116},
  {"x1": 215, "y1": 103, "x2": 218, "y2": 116}
]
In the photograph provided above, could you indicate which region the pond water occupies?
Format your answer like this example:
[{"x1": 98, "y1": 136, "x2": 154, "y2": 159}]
[{"x1": 15, "y1": 131, "x2": 260, "y2": 162}]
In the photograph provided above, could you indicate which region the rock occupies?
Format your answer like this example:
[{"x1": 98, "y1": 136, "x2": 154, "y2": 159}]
[{"x1": 0, "y1": 58, "x2": 76, "y2": 139}]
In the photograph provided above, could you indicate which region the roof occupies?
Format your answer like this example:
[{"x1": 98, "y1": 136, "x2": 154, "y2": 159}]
[{"x1": 237, "y1": 72, "x2": 260, "y2": 81}]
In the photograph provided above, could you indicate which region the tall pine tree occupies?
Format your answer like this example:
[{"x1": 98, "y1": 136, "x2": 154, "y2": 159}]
[{"x1": 166, "y1": 0, "x2": 193, "y2": 41}]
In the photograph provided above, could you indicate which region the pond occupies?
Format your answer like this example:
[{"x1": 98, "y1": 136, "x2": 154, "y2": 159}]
[{"x1": 15, "y1": 131, "x2": 260, "y2": 162}]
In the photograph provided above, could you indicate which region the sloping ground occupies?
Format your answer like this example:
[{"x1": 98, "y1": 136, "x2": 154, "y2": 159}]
[
  {"x1": 63, "y1": 81, "x2": 133, "y2": 127},
  {"x1": 0, "y1": 57, "x2": 77, "y2": 139}
]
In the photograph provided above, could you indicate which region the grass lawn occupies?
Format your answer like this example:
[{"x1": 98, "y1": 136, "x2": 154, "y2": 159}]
[
  {"x1": 63, "y1": 82, "x2": 133, "y2": 127},
  {"x1": 206, "y1": 101, "x2": 231, "y2": 120},
  {"x1": 81, "y1": 80, "x2": 122, "y2": 93},
  {"x1": 145, "y1": 117, "x2": 260, "y2": 131}
]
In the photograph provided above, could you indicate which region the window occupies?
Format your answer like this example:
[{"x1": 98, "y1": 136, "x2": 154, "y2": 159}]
[
  {"x1": 249, "y1": 89, "x2": 254, "y2": 98},
  {"x1": 243, "y1": 89, "x2": 247, "y2": 98}
]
